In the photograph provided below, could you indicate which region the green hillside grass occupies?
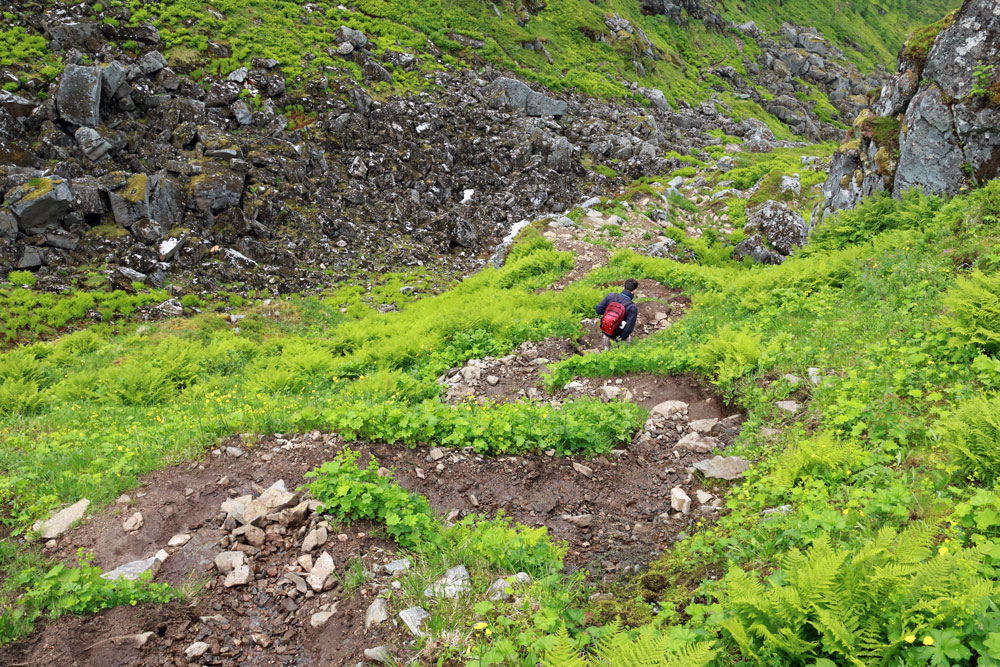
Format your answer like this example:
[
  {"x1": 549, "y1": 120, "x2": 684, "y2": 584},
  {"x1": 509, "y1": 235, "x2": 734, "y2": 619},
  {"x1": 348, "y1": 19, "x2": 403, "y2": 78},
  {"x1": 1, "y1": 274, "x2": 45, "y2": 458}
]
[{"x1": 0, "y1": 0, "x2": 962, "y2": 124}]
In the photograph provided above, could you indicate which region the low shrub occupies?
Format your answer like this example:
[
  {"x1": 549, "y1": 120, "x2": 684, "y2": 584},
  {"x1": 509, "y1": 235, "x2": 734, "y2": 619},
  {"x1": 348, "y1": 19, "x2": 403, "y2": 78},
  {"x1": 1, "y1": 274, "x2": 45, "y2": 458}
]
[{"x1": 305, "y1": 448, "x2": 438, "y2": 548}]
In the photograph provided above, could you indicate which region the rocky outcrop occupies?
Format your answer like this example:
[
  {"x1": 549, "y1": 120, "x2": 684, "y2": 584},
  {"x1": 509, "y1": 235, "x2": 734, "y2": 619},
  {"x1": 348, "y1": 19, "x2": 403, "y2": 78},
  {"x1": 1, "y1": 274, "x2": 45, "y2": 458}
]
[{"x1": 821, "y1": 0, "x2": 1000, "y2": 220}]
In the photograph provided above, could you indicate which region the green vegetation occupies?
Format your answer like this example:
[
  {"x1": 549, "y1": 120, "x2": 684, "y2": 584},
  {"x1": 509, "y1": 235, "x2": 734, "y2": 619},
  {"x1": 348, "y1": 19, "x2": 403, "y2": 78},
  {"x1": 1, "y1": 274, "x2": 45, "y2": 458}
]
[
  {"x1": 902, "y1": 10, "x2": 959, "y2": 64},
  {"x1": 1, "y1": 278, "x2": 171, "y2": 345},
  {"x1": 0, "y1": 547, "x2": 173, "y2": 644}
]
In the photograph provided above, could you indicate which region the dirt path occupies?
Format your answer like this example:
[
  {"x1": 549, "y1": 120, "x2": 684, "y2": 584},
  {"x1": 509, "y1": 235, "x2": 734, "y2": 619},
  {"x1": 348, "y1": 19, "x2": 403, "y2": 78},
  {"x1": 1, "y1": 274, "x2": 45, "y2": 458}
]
[{"x1": 0, "y1": 209, "x2": 747, "y2": 666}]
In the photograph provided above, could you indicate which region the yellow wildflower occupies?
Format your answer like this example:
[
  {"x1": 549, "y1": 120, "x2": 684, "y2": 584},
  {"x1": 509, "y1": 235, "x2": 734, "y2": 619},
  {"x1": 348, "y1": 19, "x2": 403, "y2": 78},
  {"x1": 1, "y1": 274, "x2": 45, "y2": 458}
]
[
  {"x1": 923, "y1": 636, "x2": 934, "y2": 646},
  {"x1": 474, "y1": 622, "x2": 488, "y2": 631},
  {"x1": 904, "y1": 635, "x2": 915, "y2": 643}
]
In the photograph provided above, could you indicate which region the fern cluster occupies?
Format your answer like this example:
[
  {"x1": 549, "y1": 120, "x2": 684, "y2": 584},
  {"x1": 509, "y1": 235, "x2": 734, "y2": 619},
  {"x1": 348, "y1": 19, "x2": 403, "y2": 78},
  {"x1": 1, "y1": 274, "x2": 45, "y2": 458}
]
[
  {"x1": 768, "y1": 433, "x2": 868, "y2": 491},
  {"x1": 694, "y1": 326, "x2": 762, "y2": 387},
  {"x1": 937, "y1": 393, "x2": 1000, "y2": 484},
  {"x1": 544, "y1": 621, "x2": 716, "y2": 667},
  {"x1": 719, "y1": 526, "x2": 997, "y2": 666},
  {"x1": 942, "y1": 268, "x2": 1000, "y2": 355}
]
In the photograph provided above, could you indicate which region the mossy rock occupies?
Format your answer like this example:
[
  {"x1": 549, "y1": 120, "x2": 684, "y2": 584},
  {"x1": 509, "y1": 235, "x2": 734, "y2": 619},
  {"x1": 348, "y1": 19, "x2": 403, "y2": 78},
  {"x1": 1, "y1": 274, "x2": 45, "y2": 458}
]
[
  {"x1": 87, "y1": 224, "x2": 130, "y2": 239},
  {"x1": 120, "y1": 173, "x2": 149, "y2": 204},
  {"x1": 21, "y1": 178, "x2": 55, "y2": 203}
]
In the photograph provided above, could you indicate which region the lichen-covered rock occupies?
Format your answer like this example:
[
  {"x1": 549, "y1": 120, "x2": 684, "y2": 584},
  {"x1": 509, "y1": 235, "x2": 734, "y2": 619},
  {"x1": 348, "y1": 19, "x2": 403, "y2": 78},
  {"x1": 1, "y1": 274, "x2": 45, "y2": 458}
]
[
  {"x1": 923, "y1": 0, "x2": 1000, "y2": 100},
  {"x1": 57, "y1": 65, "x2": 102, "y2": 127},
  {"x1": 8, "y1": 178, "x2": 73, "y2": 231},
  {"x1": 733, "y1": 233, "x2": 784, "y2": 264},
  {"x1": 0, "y1": 90, "x2": 38, "y2": 120},
  {"x1": 744, "y1": 200, "x2": 807, "y2": 255},
  {"x1": 483, "y1": 77, "x2": 568, "y2": 117},
  {"x1": 893, "y1": 87, "x2": 966, "y2": 197},
  {"x1": 108, "y1": 173, "x2": 150, "y2": 227},
  {"x1": 188, "y1": 164, "x2": 245, "y2": 213}
]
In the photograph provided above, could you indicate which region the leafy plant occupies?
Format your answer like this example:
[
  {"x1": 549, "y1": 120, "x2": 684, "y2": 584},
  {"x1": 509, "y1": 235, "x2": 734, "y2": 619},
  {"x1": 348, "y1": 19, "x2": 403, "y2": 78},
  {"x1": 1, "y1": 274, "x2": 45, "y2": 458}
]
[
  {"x1": 544, "y1": 621, "x2": 716, "y2": 666},
  {"x1": 937, "y1": 393, "x2": 1000, "y2": 484},
  {"x1": 694, "y1": 326, "x2": 762, "y2": 386},
  {"x1": 0, "y1": 552, "x2": 173, "y2": 646},
  {"x1": 719, "y1": 526, "x2": 997, "y2": 666},
  {"x1": 305, "y1": 448, "x2": 439, "y2": 548}
]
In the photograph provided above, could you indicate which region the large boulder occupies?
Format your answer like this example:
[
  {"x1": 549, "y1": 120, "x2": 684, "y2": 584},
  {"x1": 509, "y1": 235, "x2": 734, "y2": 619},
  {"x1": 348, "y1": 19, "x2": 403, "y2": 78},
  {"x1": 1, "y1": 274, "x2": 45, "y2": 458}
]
[
  {"x1": 57, "y1": 65, "x2": 102, "y2": 127},
  {"x1": 640, "y1": 87, "x2": 669, "y2": 112},
  {"x1": 7, "y1": 178, "x2": 73, "y2": 232},
  {"x1": 738, "y1": 118, "x2": 776, "y2": 153},
  {"x1": 733, "y1": 234, "x2": 784, "y2": 265},
  {"x1": 187, "y1": 163, "x2": 245, "y2": 213},
  {"x1": 744, "y1": 201, "x2": 807, "y2": 255},
  {"x1": 108, "y1": 173, "x2": 150, "y2": 227},
  {"x1": 0, "y1": 90, "x2": 38, "y2": 120},
  {"x1": 893, "y1": 87, "x2": 966, "y2": 197},
  {"x1": 483, "y1": 78, "x2": 568, "y2": 117}
]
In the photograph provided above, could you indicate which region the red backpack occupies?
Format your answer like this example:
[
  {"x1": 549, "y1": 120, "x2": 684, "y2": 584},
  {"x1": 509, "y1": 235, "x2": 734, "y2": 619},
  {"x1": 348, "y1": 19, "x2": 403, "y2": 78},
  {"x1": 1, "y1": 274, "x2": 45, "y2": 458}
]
[{"x1": 600, "y1": 300, "x2": 627, "y2": 337}]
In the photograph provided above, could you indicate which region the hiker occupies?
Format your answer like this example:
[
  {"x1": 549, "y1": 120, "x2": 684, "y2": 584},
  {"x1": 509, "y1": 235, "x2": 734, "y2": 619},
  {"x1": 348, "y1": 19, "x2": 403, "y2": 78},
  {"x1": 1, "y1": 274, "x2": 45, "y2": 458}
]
[{"x1": 596, "y1": 278, "x2": 639, "y2": 346}]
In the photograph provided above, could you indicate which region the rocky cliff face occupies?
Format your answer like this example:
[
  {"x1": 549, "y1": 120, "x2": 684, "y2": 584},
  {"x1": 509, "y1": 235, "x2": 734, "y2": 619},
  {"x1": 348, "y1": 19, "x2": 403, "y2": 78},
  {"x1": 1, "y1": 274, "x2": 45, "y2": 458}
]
[
  {"x1": 0, "y1": 1, "x2": 888, "y2": 295},
  {"x1": 821, "y1": 0, "x2": 1000, "y2": 220}
]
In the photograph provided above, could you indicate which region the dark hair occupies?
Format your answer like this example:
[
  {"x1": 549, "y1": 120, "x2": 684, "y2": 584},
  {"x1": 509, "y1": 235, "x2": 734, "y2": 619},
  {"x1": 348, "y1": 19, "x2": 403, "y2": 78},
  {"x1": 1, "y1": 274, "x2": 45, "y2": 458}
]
[{"x1": 624, "y1": 278, "x2": 638, "y2": 291}]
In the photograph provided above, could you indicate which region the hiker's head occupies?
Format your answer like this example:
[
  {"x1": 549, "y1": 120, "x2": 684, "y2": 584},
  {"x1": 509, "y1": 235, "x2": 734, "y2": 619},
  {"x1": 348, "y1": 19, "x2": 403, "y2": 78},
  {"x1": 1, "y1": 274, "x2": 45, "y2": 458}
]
[{"x1": 624, "y1": 278, "x2": 638, "y2": 293}]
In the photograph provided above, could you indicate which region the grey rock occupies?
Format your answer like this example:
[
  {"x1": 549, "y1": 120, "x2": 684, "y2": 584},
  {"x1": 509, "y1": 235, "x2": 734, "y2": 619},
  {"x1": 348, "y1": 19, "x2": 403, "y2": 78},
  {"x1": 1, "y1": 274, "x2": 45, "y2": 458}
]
[
  {"x1": 776, "y1": 400, "x2": 800, "y2": 413},
  {"x1": 17, "y1": 247, "x2": 45, "y2": 269},
  {"x1": 188, "y1": 165, "x2": 245, "y2": 213},
  {"x1": 102, "y1": 555, "x2": 161, "y2": 582},
  {"x1": 364, "y1": 646, "x2": 394, "y2": 663},
  {"x1": 232, "y1": 100, "x2": 252, "y2": 125},
  {"x1": 385, "y1": 558, "x2": 410, "y2": 574},
  {"x1": 0, "y1": 210, "x2": 16, "y2": 240},
  {"x1": 953, "y1": 100, "x2": 1000, "y2": 185},
  {"x1": 100, "y1": 61, "x2": 127, "y2": 99},
  {"x1": 0, "y1": 90, "x2": 38, "y2": 119},
  {"x1": 365, "y1": 597, "x2": 389, "y2": 629},
  {"x1": 924, "y1": 0, "x2": 1000, "y2": 100},
  {"x1": 572, "y1": 462, "x2": 594, "y2": 478},
  {"x1": 138, "y1": 51, "x2": 168, "y2": 75},
  {"x1": 693, "y1": 456, "x2": 751, "y2": 480},
  {"x1": 399, "y1": 606, "x2": 431, "y2": 637},
  {"x1": 301, "y1": 526, "x2": 328, "y2": 552},
  {"x1": 384, "y1": 50, "x2": 416, "y2": 69},
  {"x1": 9, "y1": 178, "x2": 73, "y2": 231},
  {"x1": 484, "y1": 77, "x2": 568, "y2": 117},
  {"x1": 335, "y1": 25, "x2": 369, "y2": 49},
  {"x1": 227, "y1": 67, "x2": 249, "y2": 83},
  {"x1": 57, "y1": 65, "x2": 102, "y2": 127},
  {"x1": 424, "y1": 564, "x2": 470, "y2": 598},
  {"x1": 670, "y1": 486, "x2": 691, "y2": 514},
  {"x1": 486, "y1": 572, "x2": 532, "y2": 601},
  {"x1": 640, "y1": 87, "x2": 669, "y2": 112},
  {"x1": 32, "y1": 498, "x2": 90, "y2": 539},
  {"x1": 779, "y1": 174, "x2": 801, "y2": 197},
  {"x1": 650, "y1": 400, "x2": 688, "y2": 418},
  {"x1": 307, "y1": 551, "x2": 336, "y2": 592},
  {"x1": 744, "y1": 201, "x2": 807, "y2": 255},
  {"x1": 184, "y1": 642, "x2": 209, "y2": 660},
  {"x1": 251, "y1": 57, "x2": 278, "y2": 69},
  {"x1": 893, "y1": 87, "x2": 966, "y2": 198},
  {"x1": 677, "y1": 432, "x2": 718, "y2": 453},
  {"x1": 147, "y1": 174, "x2": 184, "y2": 226},
  {"x1": 74, "y1": 126, "x2": 112, "y2": 161},
  {"x1": 205, "y1": 81, "x2": 242, "y2": 108}
]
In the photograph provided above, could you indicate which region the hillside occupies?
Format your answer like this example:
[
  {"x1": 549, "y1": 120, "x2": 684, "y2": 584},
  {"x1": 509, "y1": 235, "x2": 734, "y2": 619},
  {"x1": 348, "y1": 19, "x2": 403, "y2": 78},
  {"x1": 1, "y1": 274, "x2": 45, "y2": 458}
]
[{"x1": 3, "y1": 0, "x2": 1000, "y2": 666}]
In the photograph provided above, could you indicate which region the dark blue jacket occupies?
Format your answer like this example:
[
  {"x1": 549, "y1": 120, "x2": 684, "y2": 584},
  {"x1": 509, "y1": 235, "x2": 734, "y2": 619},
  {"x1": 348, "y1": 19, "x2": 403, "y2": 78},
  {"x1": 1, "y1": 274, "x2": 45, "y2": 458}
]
[{"x1": 596, "y1": 290, "x2": 638, "y2": 340}]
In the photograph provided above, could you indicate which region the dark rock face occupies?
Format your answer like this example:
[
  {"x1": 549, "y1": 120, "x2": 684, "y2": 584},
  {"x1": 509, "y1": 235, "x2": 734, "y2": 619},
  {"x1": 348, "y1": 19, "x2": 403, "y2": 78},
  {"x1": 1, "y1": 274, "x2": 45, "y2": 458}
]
[
  {"x1": 893, "y1": 87, "x2": 967, "y2": 197},
  {"x1": 821, "y1": 0, "x2": 1000, "y2": 220},
  {"x1": 483, "y1": 78, "x2": 568, "y2": 117},
  {"x1": 57, "y1": 64, "x2": 102, "y2": 127},
  {"x1": 733, "y1": 234, "x2": 784, "y2": 264}
]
